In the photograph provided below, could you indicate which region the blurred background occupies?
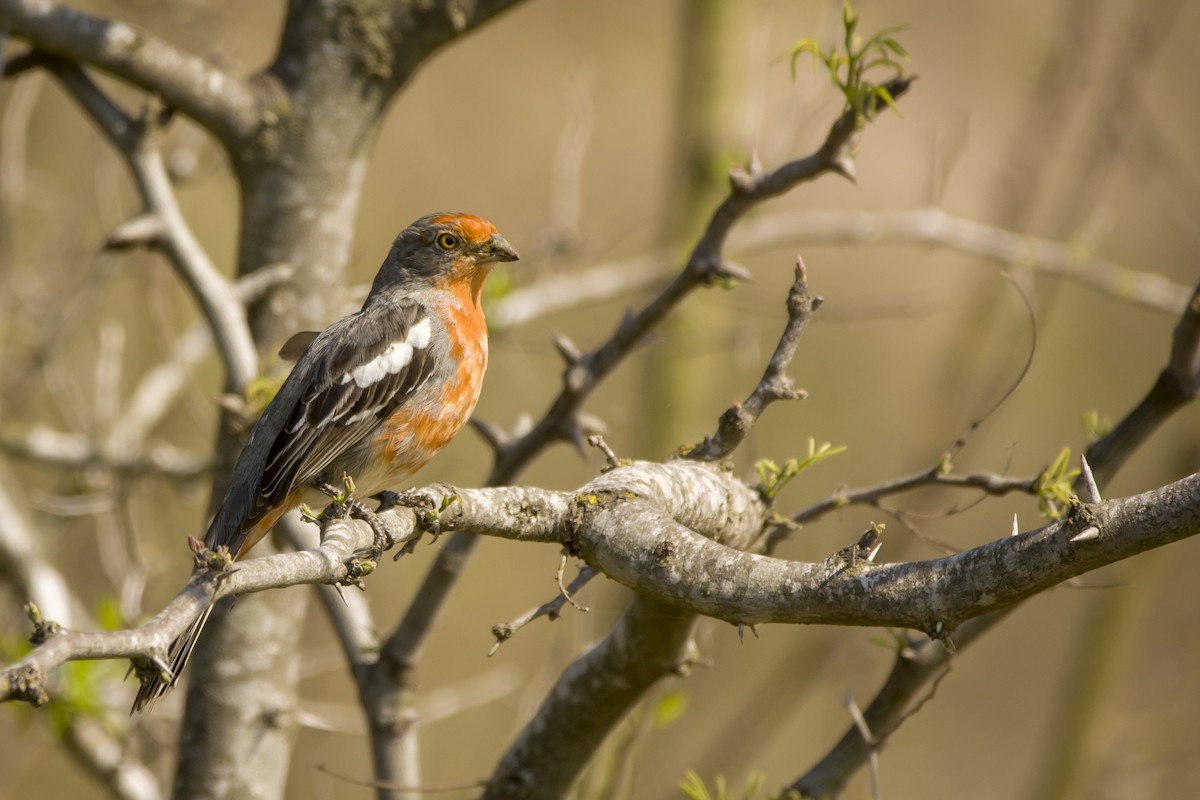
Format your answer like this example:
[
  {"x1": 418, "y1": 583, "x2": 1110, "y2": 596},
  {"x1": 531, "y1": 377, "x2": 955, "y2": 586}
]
[{"x1": 1, "y1": 0, "x2": 1198, "y2": 797}]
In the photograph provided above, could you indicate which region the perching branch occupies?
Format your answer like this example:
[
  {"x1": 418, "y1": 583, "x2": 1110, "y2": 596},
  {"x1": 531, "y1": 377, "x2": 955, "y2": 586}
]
[{"x1": 5, "y1": 461, "x2": 1200, "y2": 704}]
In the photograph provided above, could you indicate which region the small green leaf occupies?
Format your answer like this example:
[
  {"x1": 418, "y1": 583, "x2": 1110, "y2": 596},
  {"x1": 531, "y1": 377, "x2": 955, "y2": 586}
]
[
  {"x1": 880, "y1": 37, "x2": 910, "y2": 59},
  {"x1": 1034, "y1": 446, "x2": 1081, "y2": 518},
  {"x1": 652, "y1": 689, "x2": 689, "y2": 729},
  {"x1": 1081, "y1": 410, "x2": 1111, "y2": 441},
  {"x1": 779, "y1": 1, "x2": 910, "y2": 127},
  {"x1": 681, "y1": 771, "x2": 712, "y2": 800}
]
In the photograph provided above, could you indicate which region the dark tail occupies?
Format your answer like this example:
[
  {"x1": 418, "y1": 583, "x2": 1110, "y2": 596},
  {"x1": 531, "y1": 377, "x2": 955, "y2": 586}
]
[{"x1": 130, "y1": 605, "x2": 214, "y2": 714}]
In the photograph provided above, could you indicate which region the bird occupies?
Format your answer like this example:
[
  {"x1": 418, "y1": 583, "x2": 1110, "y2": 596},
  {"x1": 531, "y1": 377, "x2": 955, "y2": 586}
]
[{"x1": 131, "y1": 212, "x2": 518, "y2": 713}]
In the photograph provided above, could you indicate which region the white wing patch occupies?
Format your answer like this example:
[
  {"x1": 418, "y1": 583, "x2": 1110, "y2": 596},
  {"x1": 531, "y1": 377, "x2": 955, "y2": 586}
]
[
  {"x1": 342, "y1": 317, "x2": 432, "y2": 389},
  {"x1": 408, "y1": 317, "x2": 432, "y2": 349}
]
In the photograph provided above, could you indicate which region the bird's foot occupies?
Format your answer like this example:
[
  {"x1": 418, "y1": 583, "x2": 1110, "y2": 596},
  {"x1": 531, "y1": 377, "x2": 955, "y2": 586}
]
[{"x1": 391, "y1": 486, "x2": 459, "y2": 560}]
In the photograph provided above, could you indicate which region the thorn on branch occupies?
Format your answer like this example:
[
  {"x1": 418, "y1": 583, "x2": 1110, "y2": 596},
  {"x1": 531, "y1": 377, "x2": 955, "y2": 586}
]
[
  {"x1": 470, "y1": 417, "x2": 512, "y2": 456},
  {"x1": 138, "y1": 93, "x2": 175, "y2": 135},
  {"x1": 1078, "y1": 455, "x2": 1102, "y2": 504},
  {"x1": 1070, "y1": 526, "x2": 1100, "y2": 543},
  {"x1": 928, "y1": 621, "x2": 956, "y2": 652},
  {"x1": 105, "y1": 214, "x2": 165, "y2": 250},
  {"x1": 549, "y1": 330, "x2": 584, "y2": 366},
  {"x1": 714, "y1": 260, "x2": 754, "y2": 283},
  {"x1": 728, "y1": 167, "x2": 756, "y2": 194},
  {"x1": 844, "y1": 689, "x2": 878, "y2": 748},
  {"x1": 564, "y1": 364, "x2": 589, "y2": 395},
  {"x1": 728, "y1": 151, "x2": 764, "y2": 194}
]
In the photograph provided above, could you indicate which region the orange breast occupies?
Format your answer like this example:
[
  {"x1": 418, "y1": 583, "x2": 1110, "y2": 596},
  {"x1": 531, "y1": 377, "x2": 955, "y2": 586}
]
[{"x1": 371, "y1": 280, "x2": 488, "y2": 484}]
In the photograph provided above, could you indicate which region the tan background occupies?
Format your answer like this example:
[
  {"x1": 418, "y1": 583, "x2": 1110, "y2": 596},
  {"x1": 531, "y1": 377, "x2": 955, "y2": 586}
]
[{"x1": 2, "y1": 0, "x2": 1199, "y2": 797}]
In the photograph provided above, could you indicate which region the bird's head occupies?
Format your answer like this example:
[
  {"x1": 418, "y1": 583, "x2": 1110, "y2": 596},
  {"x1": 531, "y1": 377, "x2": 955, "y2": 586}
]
[{"x1": 372, "y1": 212, "x2": 519, "y2": 303}]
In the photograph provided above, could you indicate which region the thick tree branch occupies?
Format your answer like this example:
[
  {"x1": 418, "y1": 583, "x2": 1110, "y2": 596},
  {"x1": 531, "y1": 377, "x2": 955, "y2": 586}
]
[
  {"x1": 790, "y1": 278, "x2": 1200, "y2": 796},
  {"x1": 3, "y1": 460, "x2": 1199, "y2": 726},
  {"x1": 485, "y1": 596, "x2": 699, "y2": 800},
  {"x1": 0, "y1": 0, "x2": 262, "y2": 148},
  {"x1": 0, "y1": 511, "x2": 419, "y2": 705}
]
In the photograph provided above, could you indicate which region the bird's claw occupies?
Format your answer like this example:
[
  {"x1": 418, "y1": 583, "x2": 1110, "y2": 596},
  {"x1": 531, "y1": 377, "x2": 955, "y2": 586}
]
[{"x1": 349, "y1": 501, "x2": 400, "y2": 564}]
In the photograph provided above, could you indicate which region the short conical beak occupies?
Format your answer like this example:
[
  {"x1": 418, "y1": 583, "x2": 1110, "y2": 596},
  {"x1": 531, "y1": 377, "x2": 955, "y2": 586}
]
[{"x1": 479, "y1": 234, "x2": 519, "y2": 264}]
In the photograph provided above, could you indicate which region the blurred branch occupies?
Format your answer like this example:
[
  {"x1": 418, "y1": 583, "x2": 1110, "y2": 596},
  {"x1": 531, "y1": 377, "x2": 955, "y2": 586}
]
[
  {"x1": 0, "y1": 424, "x2": 208, "y2": 480},
  {"x1": 788, "y1": 279, "x2": 1200, "y2": 798},
  {"x1": 0, "y1": 0, "x2": 262, "y2": 148},
  {"x1": 488, "y1": 250, "x2": 668, "y2": 330},
  {"x1": 1084, "y1": 279, "x2": 1200, "y2": 487},
  {"x1": 40, "y1": 56, "x2": 259, "y2": 390},
  {"x1": 736, "y1": 207, "x2": 1192, "y2": 315},
  {"x1": 0, "y1": 266, "x2": 290, "y2": 482},
  {"x1": 63, "y1": 717, "x2": 162, "y2": 800},
  {"x1": 105, "y1": 263, "x2": 292, "y2": 456},
  {"x1": 277, "y1": 513, "x2": 422, "y2": 795},
  {"x1": 0, "y1": 478, "x2": 160, "y2": 800},
  {"x1": 0, "y1": 476, "x2": 90, "y2": 627},
  {"x1": 0, "y1": 66, "x2": 42, "y2": 266},
  {"x1": 487, "y1": 597, "x2": 699, "y2": 800},
  {"x1": 489, "y1": 207, "x2": 1190, "y2": 332}
]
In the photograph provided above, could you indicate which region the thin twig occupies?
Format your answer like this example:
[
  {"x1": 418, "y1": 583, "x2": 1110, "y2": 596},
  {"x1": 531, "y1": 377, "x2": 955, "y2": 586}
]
[
  {"x1": 844, "y1": 691, "x2": 882, "y2": 800},
  {"x1": 488, "y1": 566, "x2": 598, "y2": 656},
  {"x1": 687, "y1": 256, "x2": 817, "y2": 461}
]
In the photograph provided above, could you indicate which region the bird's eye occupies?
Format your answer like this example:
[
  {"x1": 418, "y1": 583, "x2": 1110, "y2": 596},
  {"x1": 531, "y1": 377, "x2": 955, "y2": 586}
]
[{"x1": 436, "y1": 233, "x2": 459, "y2": 250}]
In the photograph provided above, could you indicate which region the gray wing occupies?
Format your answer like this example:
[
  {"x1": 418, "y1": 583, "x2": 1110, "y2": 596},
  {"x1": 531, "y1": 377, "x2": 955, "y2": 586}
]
[{"x1": 207, "y1": 298, "x2": 435, "y2": 552}]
